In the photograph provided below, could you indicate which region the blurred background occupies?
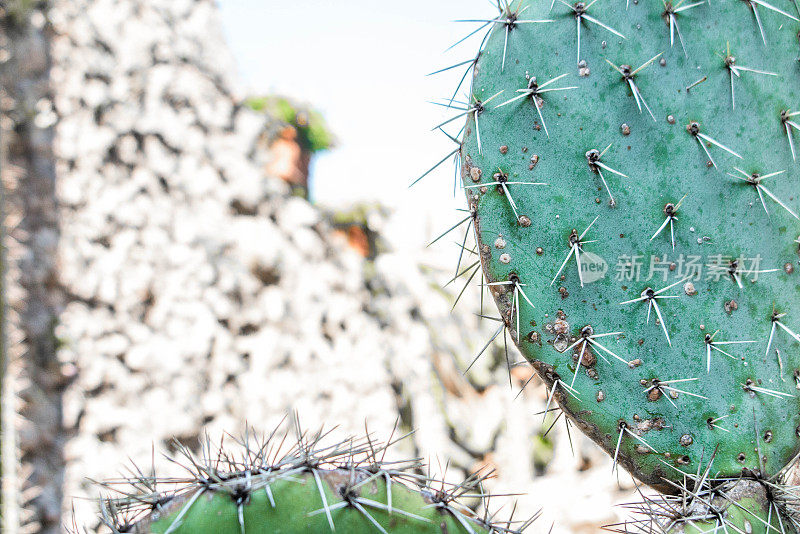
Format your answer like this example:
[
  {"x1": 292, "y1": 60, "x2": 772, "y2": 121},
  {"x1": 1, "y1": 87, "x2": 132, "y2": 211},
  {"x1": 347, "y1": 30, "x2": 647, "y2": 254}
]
[{"x1": 0, "y1": 0, "x2": 640, "y2": 532}]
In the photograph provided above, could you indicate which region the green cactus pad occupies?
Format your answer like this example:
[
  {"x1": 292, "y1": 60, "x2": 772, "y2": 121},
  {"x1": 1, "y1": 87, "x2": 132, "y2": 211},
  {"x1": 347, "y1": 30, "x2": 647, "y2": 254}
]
[
  {"x1": 619, "y1": 469, "x2": 800, "y2": 532},
  {"x1": 128, "y1": 470, "x2": 499, "y2": 534},
  {"x1": 455, "y1": 0, "x2": 800, "y2": 490},
  {"x1": 90, "y1": 423, "x2": 536, "y2": 534}
]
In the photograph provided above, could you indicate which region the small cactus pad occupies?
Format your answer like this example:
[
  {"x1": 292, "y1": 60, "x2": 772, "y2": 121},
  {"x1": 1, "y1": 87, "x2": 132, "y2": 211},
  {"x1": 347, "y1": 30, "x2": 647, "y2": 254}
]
[
  {"x1": 618, "y1": 470, "x2": 800, "y2": 532},
  {"x1": 89, "y1": 423, "x2": 537, "y2": 533},
  {"x1": 457, "y1": 0, "x2": 800, "y2": 489}
]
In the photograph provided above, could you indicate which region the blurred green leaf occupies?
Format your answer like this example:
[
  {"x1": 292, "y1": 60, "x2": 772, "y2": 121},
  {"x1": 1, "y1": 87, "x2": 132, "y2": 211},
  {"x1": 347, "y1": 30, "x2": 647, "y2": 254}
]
[{"x1": 245, "y1": 95, "x2": 334, "y2": 153}]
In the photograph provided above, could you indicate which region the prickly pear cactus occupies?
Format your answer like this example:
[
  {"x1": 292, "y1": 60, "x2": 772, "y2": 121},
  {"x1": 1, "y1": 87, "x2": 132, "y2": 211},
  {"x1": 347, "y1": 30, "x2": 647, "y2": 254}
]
[
  {"x1": 623, "y1": 469, "x2": 800, "y2": 533},
  {"x1": 87, "y1": 424, "x2": 536, "y2": 534},
  {"x1": 453, "y1": 0, "x2": 800, "y2": 494}
]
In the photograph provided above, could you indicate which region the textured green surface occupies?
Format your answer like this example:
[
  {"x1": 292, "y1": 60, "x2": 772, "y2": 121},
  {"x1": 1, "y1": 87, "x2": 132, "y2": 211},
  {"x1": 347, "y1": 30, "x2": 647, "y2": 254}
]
[
  {"x1": 94, "y1": 425, "x2": 531, "y2": 534},
  {"x1": 620, "y1": 473, "x2": 799, "y2": 532},
  {"x1": 680, "y1": 498, "x2": 779, "y2": 534},
  {"x1": 460, "y1": 0, "x2": 800, "y2": 489},
  {"x1": 141, "y1": 470, "x2": 494, "y2": 534}
]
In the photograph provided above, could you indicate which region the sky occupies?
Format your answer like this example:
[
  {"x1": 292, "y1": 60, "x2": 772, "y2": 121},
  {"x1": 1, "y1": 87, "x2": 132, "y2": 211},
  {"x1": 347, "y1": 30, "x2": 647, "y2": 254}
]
[{"x1": 216, "y1": 0, "x2": 490, "y2": 243}]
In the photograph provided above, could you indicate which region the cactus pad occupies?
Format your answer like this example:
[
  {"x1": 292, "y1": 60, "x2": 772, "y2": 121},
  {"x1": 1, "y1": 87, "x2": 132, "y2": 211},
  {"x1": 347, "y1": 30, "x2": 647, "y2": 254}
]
[
  {"x1": 619, "y1": 463, "x2": 800, "y2": 532},
  {"x1": 454, "y1": 0, "x2": 800, "y2": 490},
  {"x1": 87, "y1": 422, "x2": 537, "y2": 533}
]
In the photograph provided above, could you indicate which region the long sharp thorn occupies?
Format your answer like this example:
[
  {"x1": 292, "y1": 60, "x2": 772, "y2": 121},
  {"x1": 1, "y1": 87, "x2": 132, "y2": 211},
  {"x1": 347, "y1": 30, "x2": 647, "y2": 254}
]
[
  {"x1": 465, "y1": 323, "x2": 505, "y2": 373},
  {"x1": 429, "y1": 215, "x2": 471, "y2": 247},
  {"x1": 605, "y1": 58, "x2": 624, "y2": 75},
  {"x1": 453, "y1": 264, "x2": 482, "y2": 310},
  {"x1": 582, "y1": 14, "x2": 626, "y2": 38},
  {"x1": 313, "y1": 469, "x2": 336, "y2": 531},
  {"x1": 564, "y1": 417, "x2": 575, "y2": 456},
  {"x1": 750, "y1": 3, "x2": 768, "y2": 44},
  {"x1": 661, "y1": 385, "x2": 707, "y2": 399},
  {"x1": 588, "y1": 338, "x2": 628, "y2": 365},
  {"x1": 411, "y1": 148, "x2": 460, "y2": 187},
  {"x1": 624, "y1": 426, "x2": 660, "y2": 452},
  {"x1": 638, "y1": 86, "x2": 657, "y2": 123},
  {"x1": 571, "y1": 341, "x2": 587, "y2": 388},
  {"x1": 651, "y1": 216, "x2": 672, "y2": 242},
  {"x1": 697, "y1": 133, "x2": 742, "y2": 159},
  {"x1": 475, "y1": 110, "x2": 483, "y2": 154},
  {"x1": 766, "y1": 321, "x2": 777, "y2": 359},
  {"x1": 670, "y1": 13, "x2": 675, "y2": 46},
  {"x1": 755, "y1": 185, "x2": 772, "y2": 219},
  {"x1": 428, "y1": 58, "x2": 476, "y2": 77},
  {"x1": 595, "y1": 161, "x2": 628, "y2": 177},
  {"x1": 669, "y1": 219, "x2": 676, "y2": 250},
  {"x1": 597, "y1": 168, "x2": 614, "y2": 204},
  {"x1": 514, "y1": 285, "x2": 520, "y2": 341},
  {"x1": 502, "y1": 26, "x2": 509, "y2": 71},
  {"x1": 543, "y1": 382, "x2": 559, "y2": 424},
  {"x1": 776, "y1": 320, "x2": 800, "y2": 343},
  {"x1": 533, "y1": 96, "x2": 550, "y2": 138},
  {"x1": 655, "y1": 276, "x2": 691, "y2": 296},
  {"x1": 351, "y1": 500, "x2": 389, "y2": 534},
  {"x1": 550, "y1": 245, "x2": 576, "y2": 286},
  {"x1": 759, "y1": 184, "x2": 800, "y2": 220},
  {"x1": 164, "y1": 489, "x2": 205, "y2": 534},
  {"x1": 732, "y1": 66, "x2": 777, "y2": 76},
  {"x1": 612, "y1": 425, "x2": 625, "y2": 474},
  {"x1": 751, "y1": 0, "x2": 799, "y2": 20},
  {"x1": 503, "y1": 325, "x2": 511, "y2": 388},
  {"x1": 696, "y1": 136, "x2": 717, "y2": 168},
  {"x1": 556, "y1": 0, "x2": 577, "y2": 11},
  {"x1": 542, "y1": 411, "x2": 563, "y2": 438},
  {"x1": 431, "y1": 110, "x2": 471, "y2": 131},
  {"x1": 501, "y1": 183, "x2": 521, "y2": 219},
  {"x1": 784, "y1": 121, "x2": 797, "y2": 161},
  {"x1": 674, "y1": 15, "x2": 688, "y2": 57},
  {"x1": 652, "y1": 300, "x2": 672, "y2": 346},
  {"x1": 632, "y1": 52, "x2": 663, "y2": 75},
  {"x1": 787, "y1": 123, "x2": 798, "y2": 161},
  {"x1": 581, "y1": 215, "x2": 600, "y2": 240},
  {"x1": 629, "y1": 79, "x2": 643, "y2": 112},
  {"x1": 446, "y1": 21, "x2": 492, "y2": 52},
  {"x1": 516, "y1": 283, "x2": 536, "y2": 309},
  {"x1": 495, "y1": 91, "x2": 533, "y2": 109}
]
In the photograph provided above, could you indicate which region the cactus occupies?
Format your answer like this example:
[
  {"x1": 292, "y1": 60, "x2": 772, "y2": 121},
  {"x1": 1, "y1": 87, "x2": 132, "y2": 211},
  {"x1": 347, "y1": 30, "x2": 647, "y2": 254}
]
[
  {"x1": 84, "y1": 421, "x2": 537, "y2": 534},
  {"x1": 620, "y1": 466, "x2": 799, "y2": 533},
  {"x1": 428, "y1": 0, "x2": 800, "y2": 526}
]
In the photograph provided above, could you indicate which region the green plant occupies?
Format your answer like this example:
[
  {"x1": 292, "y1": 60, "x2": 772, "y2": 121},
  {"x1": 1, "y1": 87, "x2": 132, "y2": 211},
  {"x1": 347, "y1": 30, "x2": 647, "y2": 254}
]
[
  {"x1": 429, "y1": 0, "x2": 800, "y2": 529},
  {"x1": 246, "y1": 96, "x2": 334, "y2": 154},
  {"x1": 84, "y1": 421, "x2": 537, "y2": 533}
]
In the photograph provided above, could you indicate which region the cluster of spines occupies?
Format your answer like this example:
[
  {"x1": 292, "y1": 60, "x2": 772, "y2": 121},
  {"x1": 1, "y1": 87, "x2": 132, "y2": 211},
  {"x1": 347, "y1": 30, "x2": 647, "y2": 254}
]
[
  {"x1": 78, "y1": 417, "x2": 539, "y2": 534},
  {"x1": 609, "y1": 448, "x2": 800, "y2": 533}
]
